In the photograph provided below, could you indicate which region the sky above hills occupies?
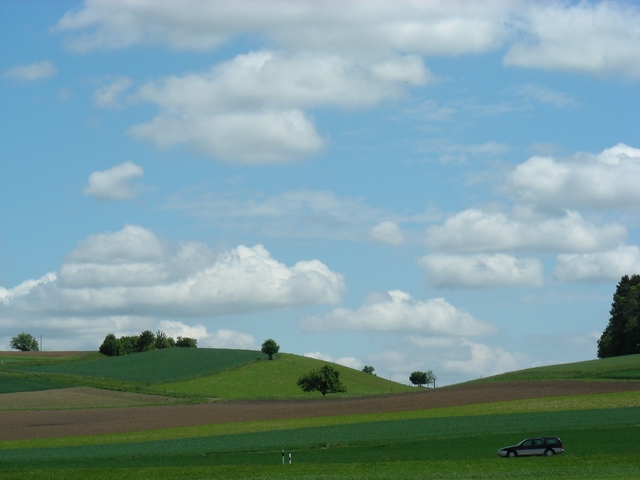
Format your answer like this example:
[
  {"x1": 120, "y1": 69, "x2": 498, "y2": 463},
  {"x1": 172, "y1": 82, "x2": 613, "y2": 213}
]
[{"x1": 1, "y1": 0, "x2": 639, "y2": 385}]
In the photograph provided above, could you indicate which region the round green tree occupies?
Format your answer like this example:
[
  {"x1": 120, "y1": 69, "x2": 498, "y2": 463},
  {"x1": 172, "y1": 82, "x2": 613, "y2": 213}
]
[
  {"x1": 261, "y1": 338, "x2": 280, "y2": 360},
  {"x1": 297, "y1": 364, "x2": 347, "y2": 396},
  {"x1": 10, "y1": 332, "x2": 39, "y2": 352}
]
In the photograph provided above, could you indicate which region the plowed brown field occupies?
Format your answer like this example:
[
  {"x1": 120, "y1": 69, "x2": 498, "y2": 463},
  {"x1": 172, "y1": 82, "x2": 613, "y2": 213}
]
[{"x1": 2, "y1": 380, "x2": 639, "y2": 441}]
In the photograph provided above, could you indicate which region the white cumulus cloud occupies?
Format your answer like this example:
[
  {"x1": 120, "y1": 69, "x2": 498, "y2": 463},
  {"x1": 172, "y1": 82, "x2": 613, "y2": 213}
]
[
  {"x1": 129, "y1": 50, "x2": 429, "y2": 163},
  {"x1": 554, "y1": 245, "x2": 640, "y2": 283},
  {"x1": 503, "y1": 144, "x2": 640, "y2": 212},
  {"x1": 83, "y1": 161, "x2": 144, "y2": 200},
  {"x1": 1, "y1": 225, "x2": 345, "y2": 320},
  {"x1": 426, "y1": 209, "x2": 625, "y2": 253},
  {"x1": 3, "y1": 61, "x2": 57, "y2": 82},
  {"x1": 55, "y1": 1, "x2": 510, "y2": 55},
  {"x1": 504, "y1": 2, "x2": 640, "y2": 78},
  {"x1": 56, "y1": 1, "x2": 640, "y2": 78},
  {"x1": 301, "y1": 289, "x2": 497, "y2": 336},
  {"x1": 420, "y1": 253, "x2": 544, "y2": 288}
]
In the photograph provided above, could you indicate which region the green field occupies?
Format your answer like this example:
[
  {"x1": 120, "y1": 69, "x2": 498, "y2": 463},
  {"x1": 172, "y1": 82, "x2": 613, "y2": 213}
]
[
  {"x1": 15, "y1": 348, "x2": 264, "y2": 383},
  {"x1": 2, "y1": 351, "x2": 640, "y2": 478},
  {"x1": 0, "y1": 376, "x2": 72, "y2": 394}
]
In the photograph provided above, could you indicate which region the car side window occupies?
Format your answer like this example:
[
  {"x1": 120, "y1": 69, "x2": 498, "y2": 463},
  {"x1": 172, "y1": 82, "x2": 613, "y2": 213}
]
[{"x1": 522, "y1": 440, "x2": 533, "y2": 447}]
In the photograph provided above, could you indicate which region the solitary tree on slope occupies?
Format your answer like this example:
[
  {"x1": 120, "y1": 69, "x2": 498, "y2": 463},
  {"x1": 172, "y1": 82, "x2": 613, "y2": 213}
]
[{"x1": 261, "y1": 338, "x2": 280, "y2": 360}]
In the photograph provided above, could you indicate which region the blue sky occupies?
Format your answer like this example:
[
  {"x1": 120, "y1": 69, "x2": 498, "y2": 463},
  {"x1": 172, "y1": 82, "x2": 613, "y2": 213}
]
[{"x1": 1, "y1": 0, "x2": 639, "y2": 385}]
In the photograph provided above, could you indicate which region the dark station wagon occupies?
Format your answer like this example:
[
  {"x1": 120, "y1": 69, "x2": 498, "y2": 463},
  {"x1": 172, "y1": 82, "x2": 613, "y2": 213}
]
[{"x1": 498, "y1": 437, "x2": 564, "y2": 457}]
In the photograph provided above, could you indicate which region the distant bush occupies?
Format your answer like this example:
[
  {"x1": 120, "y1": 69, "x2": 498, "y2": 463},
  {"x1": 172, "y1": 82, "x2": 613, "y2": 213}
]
[
  {"x1": 99, "y1": 330, "x2": 186, "y2": 357},
  {"x1": 176, "y1": 336, "x2": 197, "y2": 348},
  {"x1": 409, "y1": 370, "x2": 436, "y2": 388}
]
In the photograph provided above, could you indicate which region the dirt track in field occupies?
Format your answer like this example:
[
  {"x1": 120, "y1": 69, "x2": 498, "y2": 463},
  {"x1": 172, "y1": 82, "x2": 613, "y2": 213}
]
[{"x1": 2, "y1": 381, "x2": 639, "y2": 441}]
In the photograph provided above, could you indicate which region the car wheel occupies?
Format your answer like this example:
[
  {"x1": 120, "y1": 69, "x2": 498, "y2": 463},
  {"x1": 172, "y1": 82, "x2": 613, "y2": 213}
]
[
  {"x1": 544, "y1": 449, "x2": 554, "y2": 457},
  {"x1": 507, "y1": 451, "x2": 516, "y2": 458}
]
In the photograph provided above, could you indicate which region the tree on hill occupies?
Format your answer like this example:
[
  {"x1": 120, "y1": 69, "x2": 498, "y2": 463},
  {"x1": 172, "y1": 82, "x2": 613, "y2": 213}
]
[
  {"x1": 598, "y1": 274, "x2": 640, "y2": 358},
  {"x1": 362, "y1": 365, "x2": 375, "y2": 374},
  {"x1": 154, "y1": 330, "x2": 175, "y2": 349},
  {"x1": 137, "y1": 330, "x2": 156, "y2": 352},
  {"x1": 99, "y1": 330, "x2": 179, "y2": 356},
  {"x1": 119, "y1": 335, "x2": 139, "y2": 355},
  {"x1": 297, "y1": 364, "x2": 347, "y2": 396},
  {"x1": 176, "y1": 336, "x2": 197, "y2": 348},
  {"x1": 99, "y1": 333, "x2": 121, "y2": 356},
  {"x1": 10, "y1": 332, "x2": 39, "y2": 352},
  {"x1": 410, "y1": 370, "x2": 436, "y2": 387},
  {"x1": 261, "y1": 338, "x2": 280, "y2": 360}
]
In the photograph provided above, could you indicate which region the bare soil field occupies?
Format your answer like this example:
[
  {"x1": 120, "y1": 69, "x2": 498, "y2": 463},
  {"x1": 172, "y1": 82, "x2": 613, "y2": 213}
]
[
  {"x1": 0, "y1": 387, "x2": 179, "y2": 411},
  {"x1": 1, "y1": 380, "x2": 639, "y2": 441}
]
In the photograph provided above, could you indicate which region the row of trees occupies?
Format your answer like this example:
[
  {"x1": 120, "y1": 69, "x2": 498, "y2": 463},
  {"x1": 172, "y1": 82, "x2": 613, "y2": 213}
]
[
  {"x1": 99, "y1": 330, "x2": 197, "y2": 357},
  {"x1": 598, "y1": 274, "x2": 640, "y2": 358}
]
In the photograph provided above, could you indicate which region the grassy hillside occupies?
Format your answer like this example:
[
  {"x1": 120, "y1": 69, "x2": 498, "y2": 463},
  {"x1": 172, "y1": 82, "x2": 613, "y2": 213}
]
[
  {"x1": 154, "y1": 353, "x2": 415, "y2": 399},
  {"x1": 471, "y1": 354, "x2": 640, "y2": 383},
  {"x1": 3, "y1": 349, "x2": 414, "y2": 399}
]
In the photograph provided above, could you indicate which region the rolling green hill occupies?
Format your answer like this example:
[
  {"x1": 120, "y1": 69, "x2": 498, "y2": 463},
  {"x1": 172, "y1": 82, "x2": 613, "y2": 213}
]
[
  {"x1": 154, "y1": 353, "x2": 415, "y2": 399},
  {"x1": 3, "y1": 349, "x2": 414, "y2": 399},
  {"x1": 470, "y1": 353, "x2": 640, "y2": 383},
  {"x1": 8, "y1": 349, "x2": 640, "y2": 401}
]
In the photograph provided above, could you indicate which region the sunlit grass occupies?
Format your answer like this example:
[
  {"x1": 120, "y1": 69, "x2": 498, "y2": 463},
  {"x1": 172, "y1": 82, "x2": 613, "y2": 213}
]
[
  {"x1": 472, "y1": 354, "x2": 640, "y2": 383},
  {"x1": 155, "y1": 353, "x2": 415, "y2": 400}
]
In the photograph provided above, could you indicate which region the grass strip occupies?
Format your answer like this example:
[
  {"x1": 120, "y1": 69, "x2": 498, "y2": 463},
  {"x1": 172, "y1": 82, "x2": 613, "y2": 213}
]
[{"x1": 2, "y1": 454, "x2": 640, "y2": 480}]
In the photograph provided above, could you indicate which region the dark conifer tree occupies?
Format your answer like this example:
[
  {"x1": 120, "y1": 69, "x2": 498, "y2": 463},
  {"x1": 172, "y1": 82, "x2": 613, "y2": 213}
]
[{"x1": 597, "y1": 274, "x2": 640, "y2": 358}]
